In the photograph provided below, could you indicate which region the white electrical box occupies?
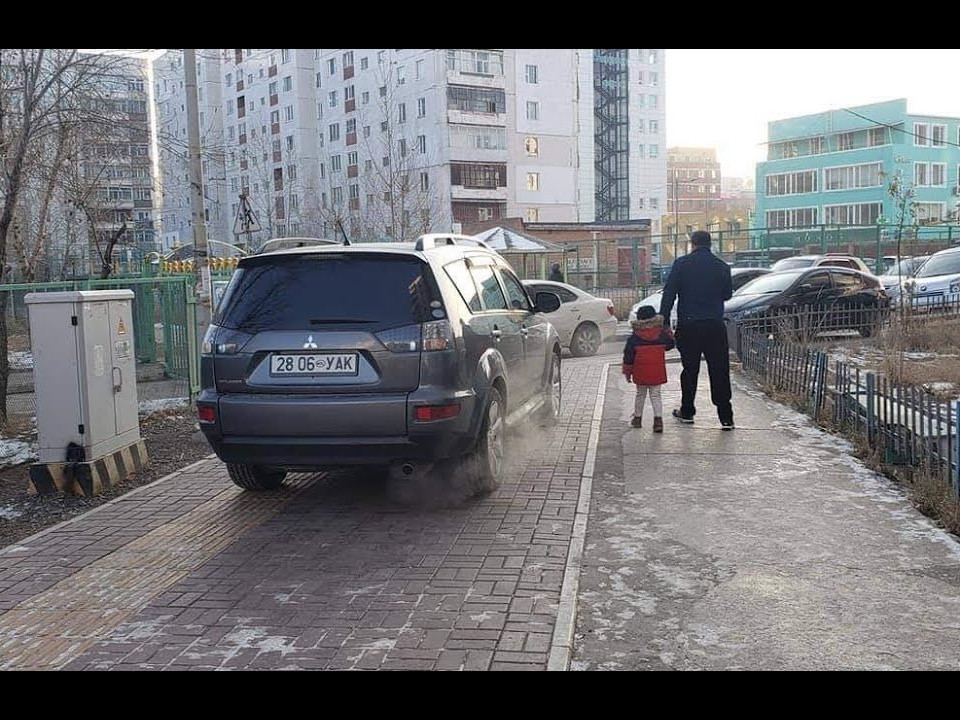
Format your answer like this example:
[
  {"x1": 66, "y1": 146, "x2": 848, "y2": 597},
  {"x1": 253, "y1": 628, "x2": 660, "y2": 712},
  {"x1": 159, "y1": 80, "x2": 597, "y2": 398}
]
[{"x1": 25, "y1": 290, "x2": 140, "y2": 464}]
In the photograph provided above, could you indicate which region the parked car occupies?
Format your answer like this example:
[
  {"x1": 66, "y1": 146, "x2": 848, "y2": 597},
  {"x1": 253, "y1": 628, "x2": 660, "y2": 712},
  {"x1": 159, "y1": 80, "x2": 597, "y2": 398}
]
[
  {"x1": 630, "y1": 267, "x2": 772, "y2": 328},
  {"x1": 724, "y1": 267, "x2": 889, "y2": 344},
  {"x1": 898, "y1": 247, "x2": 960, "y2": 308},
  {"x1": 198, "y1": 234, "x2": 564, "y2": 496},
  {"x1": 770, "y1": 254, "x2": 874, "y2": 275},
  {"x1": 877, "y1": 255, "x2": 931, "y2": 293},
  {"x1": 521, "y1": 280, "x2": 617, "y2": 357}
]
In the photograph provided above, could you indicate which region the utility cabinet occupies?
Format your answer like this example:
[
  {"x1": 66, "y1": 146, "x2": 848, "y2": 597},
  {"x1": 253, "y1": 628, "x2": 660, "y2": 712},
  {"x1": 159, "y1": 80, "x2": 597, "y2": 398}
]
[{"x1": 26, "y1": 290, "x2": 140, "y2": 465}]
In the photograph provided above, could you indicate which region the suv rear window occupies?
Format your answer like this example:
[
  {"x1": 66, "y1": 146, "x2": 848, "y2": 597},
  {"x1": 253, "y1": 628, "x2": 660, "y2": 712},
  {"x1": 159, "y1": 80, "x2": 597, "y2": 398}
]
[{"x1": 215, "y1": 254, "x2": 436, "y2": 331}]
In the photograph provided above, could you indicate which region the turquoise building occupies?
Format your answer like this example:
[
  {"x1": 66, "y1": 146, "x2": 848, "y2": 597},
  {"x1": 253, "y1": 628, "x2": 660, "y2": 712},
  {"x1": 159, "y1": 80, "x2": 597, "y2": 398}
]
[{"x1": 754, "y1": 99, "x2": 960, "y2": 251}]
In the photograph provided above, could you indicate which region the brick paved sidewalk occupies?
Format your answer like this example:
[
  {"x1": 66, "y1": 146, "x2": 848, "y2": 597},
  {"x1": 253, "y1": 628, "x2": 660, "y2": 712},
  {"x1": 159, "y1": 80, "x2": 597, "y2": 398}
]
[{"x1": 0, "y1": 355, "x2": 612, "y2": 671}]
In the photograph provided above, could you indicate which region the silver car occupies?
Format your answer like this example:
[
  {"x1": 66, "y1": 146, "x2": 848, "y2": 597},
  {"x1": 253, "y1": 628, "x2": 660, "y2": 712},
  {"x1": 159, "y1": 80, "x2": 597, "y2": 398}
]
[{"x1": 198, "y1": 235, "x2": 564, "y2": 497}]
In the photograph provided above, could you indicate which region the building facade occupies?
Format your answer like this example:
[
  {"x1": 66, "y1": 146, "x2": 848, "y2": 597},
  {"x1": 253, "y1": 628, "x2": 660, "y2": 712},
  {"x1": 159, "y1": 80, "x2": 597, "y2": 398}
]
[
  {"x1": 755, "y1": 99, "x2": 960, "y2": 239},
  {"x1": 155, "y1": 49, "x2": 667, "y2": 247}
]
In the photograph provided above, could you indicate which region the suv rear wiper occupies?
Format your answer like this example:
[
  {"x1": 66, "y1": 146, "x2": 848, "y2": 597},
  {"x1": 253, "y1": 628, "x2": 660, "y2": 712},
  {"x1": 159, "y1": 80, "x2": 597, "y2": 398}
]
[{"x1": 309, "y1": 318, "x2": 376, "y2": 324}]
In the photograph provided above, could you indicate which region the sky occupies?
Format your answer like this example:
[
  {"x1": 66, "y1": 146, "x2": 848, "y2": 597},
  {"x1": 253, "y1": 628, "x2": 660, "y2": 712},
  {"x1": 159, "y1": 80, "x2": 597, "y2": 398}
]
[{"x1": 667, "y1": 49, "x2": 960, "y2": 180}]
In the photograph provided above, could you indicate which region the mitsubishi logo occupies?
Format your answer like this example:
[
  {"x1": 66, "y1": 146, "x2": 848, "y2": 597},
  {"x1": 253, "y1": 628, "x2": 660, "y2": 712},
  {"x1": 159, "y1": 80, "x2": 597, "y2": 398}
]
[{"x1": 303, "y1": 335, "x2": 318, "y2": 349}]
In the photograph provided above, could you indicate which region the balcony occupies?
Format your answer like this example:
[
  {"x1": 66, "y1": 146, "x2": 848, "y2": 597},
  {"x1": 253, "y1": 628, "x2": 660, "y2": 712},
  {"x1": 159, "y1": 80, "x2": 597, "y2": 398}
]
[
  {"x1": 349, "y1": 198, "x2": 360, "y2": 211},
  {"x1": 346, "y1": 132, "x2": 357, "y2": 146},
  {"x1": 273, "y1": 151, "x2": 282, "y2": 163},
  {"x1": 447, "y1": 109, "x2": 506, "y2": 127},
  {"x1": 343, "y1": 66, "x2": 354, "y2": 81},
  {"x1": 268, "y1": 65, "x2": 277, "y2": 77},
  {"x1": 347, "y1": 165, "x2": 358, "y2": 178},
  {"x1": 450, "y1": 185, "x2": 508, "y2": 202},
  {"x1": 237, "y1": 107, "x2": 245, "y2": 119},
  {"x1": 270, "y1": 94, "x2": 278, "y2": 107},
  {"x1": 345, "y1": 99, "x2": 356, "y2": 113},
  {"x1": 237, "y1": 80, "x2": 244, "y2": 92},
  {"x1": 271, "y1": 122, "x2": 280, "y2": 135}
]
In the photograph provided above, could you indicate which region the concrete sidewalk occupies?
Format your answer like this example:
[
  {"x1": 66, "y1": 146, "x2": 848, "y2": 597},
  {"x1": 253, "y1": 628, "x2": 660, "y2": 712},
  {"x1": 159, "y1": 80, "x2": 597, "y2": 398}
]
[{"x1": 572, "y1": 362, "x2": 960, "y2": 670}]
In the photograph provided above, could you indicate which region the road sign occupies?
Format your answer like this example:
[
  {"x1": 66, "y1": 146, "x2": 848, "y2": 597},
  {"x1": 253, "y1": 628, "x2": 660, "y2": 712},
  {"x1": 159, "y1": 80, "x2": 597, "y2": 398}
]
[{"x1": 233, "y1": 193, "x2": 262, "y2": 236}]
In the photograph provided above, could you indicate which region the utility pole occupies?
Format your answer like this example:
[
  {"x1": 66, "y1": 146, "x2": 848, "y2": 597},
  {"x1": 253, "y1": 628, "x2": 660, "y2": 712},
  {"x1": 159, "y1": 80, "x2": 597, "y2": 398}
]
[
  {"x1": 673, "y1": 175, "x2": 679, "y2": 264},
  {"x1": 184, "y1": 48, "x2": 211, "y2": 327}
]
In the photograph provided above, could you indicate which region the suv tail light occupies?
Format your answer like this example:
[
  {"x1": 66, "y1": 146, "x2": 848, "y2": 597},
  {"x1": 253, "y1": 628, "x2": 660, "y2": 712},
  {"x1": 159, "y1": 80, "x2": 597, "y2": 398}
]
[
  {"x1": 197, "y1": 405, "x2": 216, "y2": 423},
  {"x1": 421, "y1": 319, "x2": 453, "y2": 352},
  {"x1": 414, "y1": 403, "x2": 460, "y2": 422}
]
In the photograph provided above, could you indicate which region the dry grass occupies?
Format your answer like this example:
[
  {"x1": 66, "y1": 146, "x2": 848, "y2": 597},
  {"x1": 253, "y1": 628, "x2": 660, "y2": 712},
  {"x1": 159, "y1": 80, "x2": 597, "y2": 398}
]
[{"x1": 876, "y1": 315, "x2": 960, "y2": 394}]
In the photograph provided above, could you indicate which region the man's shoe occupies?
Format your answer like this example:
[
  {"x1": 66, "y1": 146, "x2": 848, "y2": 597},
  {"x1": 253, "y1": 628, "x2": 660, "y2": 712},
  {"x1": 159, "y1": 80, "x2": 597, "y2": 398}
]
[
  {"x1": 672, "y1": 409, "x2": 694, "y2": 424},
  {"x1": 653, "y1": 417, "x2": 663, "y2": 433},
  {"x1": 721, "y1": 420, "x2": 735, "y2": 431},
  {"x1": 631, "y1": 416, "x2": 642, "y2": 428}
]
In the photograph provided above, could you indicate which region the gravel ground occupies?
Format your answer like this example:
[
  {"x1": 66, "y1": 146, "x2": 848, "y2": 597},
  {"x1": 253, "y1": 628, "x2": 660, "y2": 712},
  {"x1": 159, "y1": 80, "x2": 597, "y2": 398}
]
[{"x1": 0, "y1": 412, "x2": 213, "y2": 549}]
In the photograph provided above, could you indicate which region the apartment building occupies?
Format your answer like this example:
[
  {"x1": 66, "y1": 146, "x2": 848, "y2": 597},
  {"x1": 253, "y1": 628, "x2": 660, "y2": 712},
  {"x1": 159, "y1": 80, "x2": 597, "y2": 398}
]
[
  {"x1": 755, "y1": 99, "x2": 960, "y2": 237},
  {"x1": 157, "y1": 49, "x2": 666, "y2": 245},
  {"x1": 154, "y1": 49, "x2": 228, "y2": 251}
]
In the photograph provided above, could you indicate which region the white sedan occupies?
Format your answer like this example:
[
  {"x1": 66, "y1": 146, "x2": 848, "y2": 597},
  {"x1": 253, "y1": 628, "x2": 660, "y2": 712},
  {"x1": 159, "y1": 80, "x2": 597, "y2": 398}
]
[{"x1": 523, "y1": 280, "x2": 618, "y2": 357}]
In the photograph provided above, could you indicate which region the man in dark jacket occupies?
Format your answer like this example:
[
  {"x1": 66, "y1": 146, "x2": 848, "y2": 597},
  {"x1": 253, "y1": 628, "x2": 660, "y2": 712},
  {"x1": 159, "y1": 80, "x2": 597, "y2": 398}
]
[
  {"x1": 548, "y1": 262, "x2": 564, "y2": 282},
  {"x1": 659, "y1": 231, "x2": 735, "y2": 429}
]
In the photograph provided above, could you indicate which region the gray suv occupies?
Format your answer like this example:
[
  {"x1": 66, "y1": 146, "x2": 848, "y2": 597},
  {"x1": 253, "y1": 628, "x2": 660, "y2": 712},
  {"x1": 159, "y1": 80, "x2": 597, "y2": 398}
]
[{"x1": 198, "y1": 235, "x2": 563, "y2": 497}]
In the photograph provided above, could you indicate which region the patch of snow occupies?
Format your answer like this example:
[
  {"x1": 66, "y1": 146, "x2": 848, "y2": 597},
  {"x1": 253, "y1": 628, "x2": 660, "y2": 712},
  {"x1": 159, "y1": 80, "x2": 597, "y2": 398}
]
[
  {"x1": 138, "y1": 398, "x2": 189, "y2": 415},
  {"x1": 0, "y1": 438, "x2": 35, "y2": 467},
  {"x1": 0, "y1": 505, "x2": 22, "y2": 520},
  {"x1": 8, "y1": 351, "x2": 33, "y2": 370}
]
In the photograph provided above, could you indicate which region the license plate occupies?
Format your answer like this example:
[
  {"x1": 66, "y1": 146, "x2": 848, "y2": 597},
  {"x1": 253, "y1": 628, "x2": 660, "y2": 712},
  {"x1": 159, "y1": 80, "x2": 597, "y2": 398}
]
[{"x1": 270, "y1": 353, "x2": 358, "y2": 376}]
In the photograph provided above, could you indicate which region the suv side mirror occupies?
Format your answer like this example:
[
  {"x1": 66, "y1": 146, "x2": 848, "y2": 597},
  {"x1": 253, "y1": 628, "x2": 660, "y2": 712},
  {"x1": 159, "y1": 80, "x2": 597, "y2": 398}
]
[{"x1": 535, "y1": 291, "x2": 561, "y2": 314}]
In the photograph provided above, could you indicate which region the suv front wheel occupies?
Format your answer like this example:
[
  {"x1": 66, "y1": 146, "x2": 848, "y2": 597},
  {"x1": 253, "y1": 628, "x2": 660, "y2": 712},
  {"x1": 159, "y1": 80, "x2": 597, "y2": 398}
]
[{"x1": 227, "y1": 464, "x2": 287, "y2": 491}]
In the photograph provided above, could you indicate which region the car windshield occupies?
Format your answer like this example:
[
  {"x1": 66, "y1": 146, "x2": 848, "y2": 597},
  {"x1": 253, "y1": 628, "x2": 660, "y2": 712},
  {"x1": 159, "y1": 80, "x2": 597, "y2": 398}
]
[
  {"x1": 735, "y1": 270, "x2": 805, "y2": 295},
  {"x1": 915, "y1": 252, "x2": 960, "y2": 278},
  {"x1": 882, "y1": 257, "x2": 926, "y2": 277},
  {"x1": 771, "y1": 257, "x2": 816, "y2": 271},
  {"x1": 215, "y1": 254, "x2": 436, "y2": 331}
]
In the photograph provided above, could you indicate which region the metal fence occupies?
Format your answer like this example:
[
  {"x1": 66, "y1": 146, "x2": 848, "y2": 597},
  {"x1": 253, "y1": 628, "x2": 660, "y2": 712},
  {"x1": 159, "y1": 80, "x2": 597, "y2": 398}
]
[
  {"x1": 736, "y1": 302, "x2": 960, "y2": 495},
  {"x1": 1, "y1": 275, "x2": 198, "y2": 421}
]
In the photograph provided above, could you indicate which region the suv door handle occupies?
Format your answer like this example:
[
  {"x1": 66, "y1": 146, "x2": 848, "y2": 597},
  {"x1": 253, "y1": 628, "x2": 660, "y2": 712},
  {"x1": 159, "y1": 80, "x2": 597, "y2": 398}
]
[
  {"x1": 491, "y1": 326, "x2": 502, "y2": 340},
  {"x1": 520, "y1": 327, "x2": 529, "y2": 336}
]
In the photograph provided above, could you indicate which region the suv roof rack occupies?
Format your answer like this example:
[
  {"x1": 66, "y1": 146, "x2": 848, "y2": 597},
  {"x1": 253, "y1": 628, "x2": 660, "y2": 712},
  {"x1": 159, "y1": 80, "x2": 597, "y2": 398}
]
[
  {"x1": 256, "y1": 237, "x2": 343, "y2": 253},
  {"x1": 414, "y1": 233, "x2": 492, "y2": 251}
]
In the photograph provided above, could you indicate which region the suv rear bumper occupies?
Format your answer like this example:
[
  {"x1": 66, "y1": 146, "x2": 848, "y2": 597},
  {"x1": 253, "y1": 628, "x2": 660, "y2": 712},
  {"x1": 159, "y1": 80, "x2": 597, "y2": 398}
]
[{"x1": 198, "y1": 389, "x2": 479, "y2": 469}]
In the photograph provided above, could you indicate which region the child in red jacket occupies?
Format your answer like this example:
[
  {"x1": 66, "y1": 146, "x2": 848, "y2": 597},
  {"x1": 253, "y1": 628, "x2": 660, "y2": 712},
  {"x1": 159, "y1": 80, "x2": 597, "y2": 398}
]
[{"x1": 622, "y1": 305, "x2": 675, "y2": 432}]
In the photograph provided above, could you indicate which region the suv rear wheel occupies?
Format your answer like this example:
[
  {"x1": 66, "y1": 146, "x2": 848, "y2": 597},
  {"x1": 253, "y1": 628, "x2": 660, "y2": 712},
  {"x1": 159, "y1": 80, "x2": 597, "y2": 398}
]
[
  {"x1": 537, "y1": 353, "x2": 561, "y2": 427},
  {"x1": 227, "y1": 464, "x2": 287, "y2": 491}
]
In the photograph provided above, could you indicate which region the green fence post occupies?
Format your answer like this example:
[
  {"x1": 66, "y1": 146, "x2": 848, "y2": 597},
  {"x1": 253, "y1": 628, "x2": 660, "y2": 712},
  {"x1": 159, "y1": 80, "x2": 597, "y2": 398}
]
[{"x1": 186, "y1": 281, "x2": 200, "y2": 404}]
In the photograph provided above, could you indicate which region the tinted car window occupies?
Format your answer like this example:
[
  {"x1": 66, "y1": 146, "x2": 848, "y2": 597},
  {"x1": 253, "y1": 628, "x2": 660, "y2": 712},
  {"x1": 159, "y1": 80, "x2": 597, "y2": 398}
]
[
  {"x1": 444, "y1": 259, "x2": 482, "y2": 312},
  {"x1": 215, "y1": 254, "x2": 435, "y2": 331},
  {"x1": 801, "y1": 271, "x2": 832, "y2": 290},
  {"x1": 736, "y1": 271, "x2": 805, "y2": 295},
  {"x1": 498, "y1": 268, "x2": 531, "y2": 311},
  {"x1": 832, "y1": 271, "x2": 865, "y2": 289},
  {"x1": 732, "y1": 271, "x2": 764, "y2": 292},
  {"x1": 470, "y1": 265, "x2": 508, "y2": 310},
  {"x1": 821, "y1": 259, "x2": 855, "y2": 269},
  {"x1": 529, "y1": 284, "x2": 578, "y2": 303},
  {"x1": 771, "y1": 257, "x2": 816, "y2": 271},
  {"x1": 916, "y1": 252, "x2": 960, "y2": 278}
]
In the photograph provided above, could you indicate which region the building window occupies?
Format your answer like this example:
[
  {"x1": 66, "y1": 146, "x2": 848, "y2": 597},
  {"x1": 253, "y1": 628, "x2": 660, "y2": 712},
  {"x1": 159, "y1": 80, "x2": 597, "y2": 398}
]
[
  {"x1": 526, "y1": 207, "x2": 540, "y2": 222},
  {"x1": 766, "y1": 208, "x2": 818, "y2": 229},
  {"x1": 525, "y1": 64, "x2": 538, "y2": 84},
  {"x1": 837, "y1": 132, "x2": 855, "y2": 151},
  {"x1": 915, "y1": 202, "x2": 945, "y2": 223},
  {"x1": 823, "y1": 203, "x2": 882, "y2": 226},
  {"x1": 868, "y1": 127, "x2": 886, "y2": 147},
  {"x1": 288, "y1": 165, "x2": 297, "y2": 181},
  {"x1": 914, "y1": 122, "x2": 929, "y2": 146},
  {"x1": 379, "y1": 85, "x2": 387, "y2": 98},
  {"x1": 396, "y1": 66, "x2": 405, "y2": 85},
  {"x1": 344, "y1": 85, "x2": 355, "y2": 103},
  {"x1": 915, "y1": 162, "x2": 946, "y2": 187},
  {"x1": 362, "y1": 91, "x2": 370, "y2": 105},
  {"x1": 526, "y1": 172, "x2": 540, "y2": 191},
  {"x1": 329, "y1": 123, "x2": 340, "y2": 142},
  {"x1": 315, "y1": 72, "x2": 321, "y2": 88},
  {"x1": 346, "y1": 118, "x2": 356, "y2": 134},
  {"x1": 286, "y1": 135, "x2": 294, "y2": 151},
  {"x1": 526, "y1": 101, "x2": 539, "y2": 121},
  {"x1": 525, "y1": 137, "x2": 539, "y2": 157},
  {"x1": 638, "y1": 94, "x2": 645, "y2": 108},
  {"x1": 810, "y1": 136, "x2": 824, "y2": 155},
  {"x1": 824, "y1": 162, "x2": 882, "y2": 191},
  {"x1": 332, "y1": 186, "x2": 343, "y2": 203},
  {"x1": 649, "y1": 145, "x2": 658, "y2": 158},
  {"x1": 329, "y1": 91, "x2": 338, "y2": 108},
  {"x1": 331, "y1": 155, "x2": 341, "y2": 172},
  {"x1": 282, "y1": 76, "x2": 292, "y2": 92},
  {"x1": 417, "y1": 97, "x2": 426, "y2": 117},
  {"x1": 765, "y1": 170, "x2": 818, "y2": 196},
  {"x1": 637, "y1": 144, "x2": 644, "y2": 157},
  {"x1": 343, "y1": 51, "x2": 354, "y2": 68},
  {"x1": 914, "y1": 162, "x2": 928, "y2": 187},
  {"x1": 397, "y1": 103, "x2": 406, "y2": 123},
  {"x1": 328, "y1": 58, "x2": 337, "y2": 76},
  {"x1": 637, "y1": 119, "x2": 644, "y2": 134},
  {"x1": 931, "y1": 124, "x2": 947, "y2": 147},
  {"x1": 399, "y1": 139, "x2": 407, "y2": 157},
  {"x1": 363, "y1": 125, "x2": 370, "y2": 138},
  {"x1": 417, "y1": 135, "x2": 426, "y2": 154},
  {"x1": 450, "y1": 163, "x2": 507, "y2": 188},
  {"x1": 649, "y1": 94, "x2": 658, "y2": 109},
  {"x1": 650, "y1": 71, "x2": 658, "y2": 86},
  {"x1": 649, "y1": 119, "x2": 659, "y2": 133},
  {"x1": 420, "y1": 171, "x2": 429, "y2": 191},
  {"x1": 447, "y1": 86, "x2": 505, "y2": 114},
  {"x1": 284, "y1": 105, "x2": 294, "y2": 122},
  {"x1": 648, "y1": 50, "x2": 658, "y2": 63},
  {"x1": 360, "y1": 57, "x2": 369, "y2": 70},
  {"x1": 378, "y1": 51, "x2": 386, "y2": 65},
  {"x1": 650, "y1": 198, "x2": 659, "y2": 210},
  {"x1": 415, "y1": 59, "x2": 424, "y2": 80},
  {"x1": 281, "y1": 49, "x2": 291, "y2": 64}
]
